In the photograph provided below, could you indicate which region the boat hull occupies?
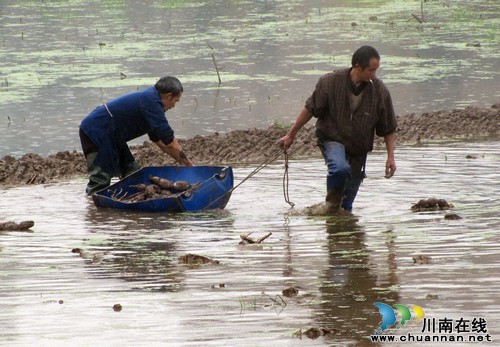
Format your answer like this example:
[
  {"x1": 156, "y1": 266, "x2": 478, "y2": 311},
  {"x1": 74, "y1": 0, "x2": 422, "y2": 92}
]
[{"x1": 92, "y1": 166, "x2": 233, "y2": 212}]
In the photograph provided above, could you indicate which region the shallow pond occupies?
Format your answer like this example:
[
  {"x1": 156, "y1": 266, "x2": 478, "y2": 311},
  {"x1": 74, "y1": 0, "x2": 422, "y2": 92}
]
[
  {"x1": 1, "y1": 0, "x2": 499, "y2": 156},
  {"x1": 1, "y1": 140, "x2": 499, "y2": 346}
]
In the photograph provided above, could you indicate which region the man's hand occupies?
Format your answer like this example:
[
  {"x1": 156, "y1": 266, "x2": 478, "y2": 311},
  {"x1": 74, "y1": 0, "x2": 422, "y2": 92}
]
[
  {"x1": 384, "y1": 133, "x2": 396, "y2": 178},
  {"x1": 155, "y1": 138, "x2": 194, "y2": 166},
  {"x1": 278, "y1": 134, "x2": 294, "y2": 150},
  {"x1": 385, "y1": 159, "x2": 396, "y2": 179}
]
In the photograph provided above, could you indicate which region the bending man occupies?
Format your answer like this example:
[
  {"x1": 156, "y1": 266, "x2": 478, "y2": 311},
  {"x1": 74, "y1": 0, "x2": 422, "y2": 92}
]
[{"x1": 79, "y1": 76, "x2": 193, "y2": 195}]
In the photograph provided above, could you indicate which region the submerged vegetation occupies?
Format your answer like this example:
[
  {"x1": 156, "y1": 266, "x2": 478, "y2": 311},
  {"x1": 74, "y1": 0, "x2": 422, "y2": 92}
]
[
  {"x1": 0, "y1": 0, "x2": 497, "y2": 103},
  {"x1": 0, "y1": 0, "x2": 498, "y2": 156}
]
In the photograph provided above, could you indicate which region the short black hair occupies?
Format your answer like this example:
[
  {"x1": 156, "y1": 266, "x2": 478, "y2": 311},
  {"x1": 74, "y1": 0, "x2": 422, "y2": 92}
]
[
  {"x1": 351, "y1": 46, "x2": 380, "y2": 69},
  {"x1": 154, "y1": 76, "x2": 183, "y2": 96}
]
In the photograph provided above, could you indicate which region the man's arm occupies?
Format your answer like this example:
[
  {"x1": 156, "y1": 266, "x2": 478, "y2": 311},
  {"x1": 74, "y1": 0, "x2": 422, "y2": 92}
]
[
  {"x1": 279, "y1": 107, "x2": 313, "y2": 149},
  {"x1": 384, "y1": 132, "x2": 396, "y2": 178},
  {"x1": 154, "y1": 138, "x2": 194, "y2": 166}
]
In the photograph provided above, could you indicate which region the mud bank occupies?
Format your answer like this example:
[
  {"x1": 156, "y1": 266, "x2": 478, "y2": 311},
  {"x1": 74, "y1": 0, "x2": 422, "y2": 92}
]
[{"x1": 1, "y1": 104, "x2": 498, "y2": 188}]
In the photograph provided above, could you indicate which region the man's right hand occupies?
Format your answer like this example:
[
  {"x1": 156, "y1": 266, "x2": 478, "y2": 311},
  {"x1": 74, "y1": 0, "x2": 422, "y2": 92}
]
[
  {"x1": 155, "y1": 138, "x2": 194, "y2": 166},
  {"x1": 278, "y1": 134, "x2": 294, "y2": 150}
]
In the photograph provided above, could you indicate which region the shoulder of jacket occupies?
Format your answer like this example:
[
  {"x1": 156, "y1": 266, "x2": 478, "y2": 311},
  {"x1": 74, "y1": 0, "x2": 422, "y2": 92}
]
[
  {"x1": 372, "y1": 77, "x2": 387, "y2": 87},
  {"x1": 327, "y1": 68, "x2": 349, "y2": 77},
  {"x1": 371, "y1": 78, "x2": 390, "y2": 92},
  {"x1": 319, "y1": 68, "x2": 348, "y2": 84}
]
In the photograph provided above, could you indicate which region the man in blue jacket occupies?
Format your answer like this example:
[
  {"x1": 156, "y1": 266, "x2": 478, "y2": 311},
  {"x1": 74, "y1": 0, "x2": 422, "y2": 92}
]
[{"x1": 79, "y1": 76, "x2": 193, "y2": 195}]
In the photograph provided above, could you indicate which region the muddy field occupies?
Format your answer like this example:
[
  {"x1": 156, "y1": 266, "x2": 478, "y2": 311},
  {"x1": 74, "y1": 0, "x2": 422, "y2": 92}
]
[{"x1": 1, "y1": 104, "x2": 498, "y2": 188}]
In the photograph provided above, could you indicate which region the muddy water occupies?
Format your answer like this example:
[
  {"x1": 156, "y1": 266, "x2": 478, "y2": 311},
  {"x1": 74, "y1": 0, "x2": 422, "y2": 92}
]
[
  {"x1": 1, "y1": 0, "x2": 499, "y2": 157},
  {"x1": 1, "y1": 140, "x2": 499, "y2": 346}
]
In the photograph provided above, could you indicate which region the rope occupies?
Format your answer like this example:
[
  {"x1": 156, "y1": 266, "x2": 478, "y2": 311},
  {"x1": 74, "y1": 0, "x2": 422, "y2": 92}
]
[
  {"x1": 282, "y1": 150, "x2": 295, "y2": 207},
  {"x1": 200, "y1": 146, "x2": 290, "y2": 210},
  {"x1": 232, "y1": 146, "x2": 283, "y2": 190},
  {"x1": 110, "y1": 147, "x2": 295, "y2": 210}
]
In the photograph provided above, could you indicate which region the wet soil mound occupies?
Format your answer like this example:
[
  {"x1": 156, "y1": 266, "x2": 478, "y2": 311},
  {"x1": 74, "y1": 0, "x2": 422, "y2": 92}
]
[{"x1": 1, "y1": 104, "x2": 498, "y2": 188}]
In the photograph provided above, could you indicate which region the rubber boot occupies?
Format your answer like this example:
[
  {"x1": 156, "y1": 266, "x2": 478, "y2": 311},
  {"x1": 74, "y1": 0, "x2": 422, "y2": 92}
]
[
  {"x1": 341, "y1": 176, "x2": 363, "y2": 212},
  {"x1": 85, "y1": 152, "x2": 111, "y2": 195},
  {"x1": 326, "y1": 175, "x2": 345, "y2": 211}
]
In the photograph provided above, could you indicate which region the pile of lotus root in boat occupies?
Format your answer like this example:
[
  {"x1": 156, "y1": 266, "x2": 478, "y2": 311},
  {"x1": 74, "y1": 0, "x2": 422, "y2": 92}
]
[
  {"x1": 112, "y1": 176, "x2": 196, "y2": 203},
  {"x1": 411, "y1": 197, "x2": 453, "y2": 212}
]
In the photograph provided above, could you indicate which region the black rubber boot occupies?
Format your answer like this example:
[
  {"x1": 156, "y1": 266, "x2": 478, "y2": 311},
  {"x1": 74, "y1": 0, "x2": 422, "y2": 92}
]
[
  {"x1": 85, "y1": 152, "x2": 111, "y2": 195},
  {"x1": 325, "y1": 175, "x2": 345, "y2": 211}
]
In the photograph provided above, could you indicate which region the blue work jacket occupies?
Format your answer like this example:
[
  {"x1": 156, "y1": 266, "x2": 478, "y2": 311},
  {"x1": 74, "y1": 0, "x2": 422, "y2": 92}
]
[{"x1": 80, "y1": 86, "x2": 175, "y2": 175}]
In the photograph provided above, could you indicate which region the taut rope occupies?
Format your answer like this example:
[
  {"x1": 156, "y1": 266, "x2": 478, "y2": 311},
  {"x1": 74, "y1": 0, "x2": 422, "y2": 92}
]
[{"x1": 202, "y1": 146, "x2": 294, "y2": 209}]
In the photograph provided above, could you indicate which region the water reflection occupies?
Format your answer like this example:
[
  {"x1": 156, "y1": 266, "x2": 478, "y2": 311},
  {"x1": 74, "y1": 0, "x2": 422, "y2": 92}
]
[
  {"x1": 314, "y1": 217, "x2": 399, "y2": 344},
  {"x1": 79, "y1": 205, "x2": 237, "y2": 292},
  {"x1": 0, "y1": 142, "x2": 499, "y2": 346}
]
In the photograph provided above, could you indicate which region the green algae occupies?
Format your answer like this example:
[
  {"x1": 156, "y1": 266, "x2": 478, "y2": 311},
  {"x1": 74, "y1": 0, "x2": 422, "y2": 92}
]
[{"x1": 0, "y1": 0, "x2": 498, "y2": 105}]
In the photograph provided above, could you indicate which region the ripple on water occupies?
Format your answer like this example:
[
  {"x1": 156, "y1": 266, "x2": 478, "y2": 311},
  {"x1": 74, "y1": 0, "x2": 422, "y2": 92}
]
[{"x1": 0, "y1": 141, "x2": 499, "y2": 346}]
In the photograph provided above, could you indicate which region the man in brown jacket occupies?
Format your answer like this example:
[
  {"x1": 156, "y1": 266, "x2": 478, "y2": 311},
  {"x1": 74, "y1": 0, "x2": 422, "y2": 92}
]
[{"x1": 279, "y1": 46, "x2": 397, "y2": 212}]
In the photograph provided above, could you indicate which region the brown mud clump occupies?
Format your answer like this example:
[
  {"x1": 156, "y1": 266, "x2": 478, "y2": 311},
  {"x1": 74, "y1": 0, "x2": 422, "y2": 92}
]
[
  {"x1": 0, "y1": 220, "x2": 34, "y2": 231},
  {"x1": 444, "y1": 213, "x2": 462, "y2": 220},
  {"x1": 413, "y1": 255, "x2": 433, "y2": 264},
  {"x1": 293, "y1": 327, "x2": 335, "y2": 339},
  {"x1": 178, "y1": 253, "x2": 220, "y2": 266},
  {"x1": 282, "y1": 286, "x2": 299, "y2": 297},
  {"x1": 1, "y1": 105, "x2": 499, "y2": 189},
  {"x1": 411, "y1": 198, "x2": 453, "y2": 211}
]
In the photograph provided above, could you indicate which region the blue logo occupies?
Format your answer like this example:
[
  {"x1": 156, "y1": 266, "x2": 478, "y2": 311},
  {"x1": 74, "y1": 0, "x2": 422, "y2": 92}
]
[{"x1": 374, "y1": 302, "x2": 425, "y2": 334}]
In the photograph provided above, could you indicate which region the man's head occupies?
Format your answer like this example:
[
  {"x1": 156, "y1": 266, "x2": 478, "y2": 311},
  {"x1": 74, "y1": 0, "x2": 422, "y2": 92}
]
[
  {"x1": 155, "y1": 76, "x2": 183, "y2": 95},
  {"x1": 155, "y1": 76, "x2": 183, "y2": 111},
  {"x1": 351, "y1": 46, "x2": 380, "y2": 83}
]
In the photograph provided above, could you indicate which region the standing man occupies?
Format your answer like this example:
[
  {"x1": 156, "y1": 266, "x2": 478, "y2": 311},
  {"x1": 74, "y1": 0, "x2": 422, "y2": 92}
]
[
  {"x1": 79, "y1": 76, "x2": 193, "y2": 195},
  {"x1": 279, "y1": 46, "x2": 397, "y2": 212}
]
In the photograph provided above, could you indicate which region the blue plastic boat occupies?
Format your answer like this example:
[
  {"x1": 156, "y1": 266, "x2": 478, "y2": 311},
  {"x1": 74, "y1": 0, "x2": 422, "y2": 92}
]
[{"x1": 92, "y1": 166, "x2": 234, "y2": 212}]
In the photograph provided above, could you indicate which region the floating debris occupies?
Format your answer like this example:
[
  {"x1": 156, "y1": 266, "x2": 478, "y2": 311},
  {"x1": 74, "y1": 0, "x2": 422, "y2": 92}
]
[
  {"x1": 178, "y1": 253, "x2": 220, "y2": 266},
  {"x1": 413, "y1": 255, "x2": 432, "y2": 264},
  {"x1": 426, "y1": 294, "x2": 439, "y2": 300},
  {"x1": 211, "y1": 283, "x2": 226, "y2": 288},
  {"x1": 282, "y1": 286, "x2": 299, "y2": 297},
  {"x1": 71, "y1": 248, "x2": 107, "y2": 263},
  {"x1": 293, "y1": 327, "x2": 333, "y2": 339},
  {"x1": 353, "y1": 294, "x2": 367, "y2": 302},
  {"x1": 411, "y1": 198, "x2": 453, "y2": 211},
  {"x1": 444, "y1": 213, "x2": 462, "y2": 220},
  {"x1": 42, "y1": 299, "x2": 64, "y2": 304},
  {"x1": 0, "y1": 220, "x2": 34, "y2": 231},
  {"x1": 268, "y1": 294, "x2": 287, "y2": 308},
  {"x1": 466, "y1": 41, "x2": 481, "y2": 47},
  {"x1": 239, "y1": 231, "x2": 272, "y2": 245},
  {"x1": 113, "y1": 304, "x2": 122, "y2": 312}
]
